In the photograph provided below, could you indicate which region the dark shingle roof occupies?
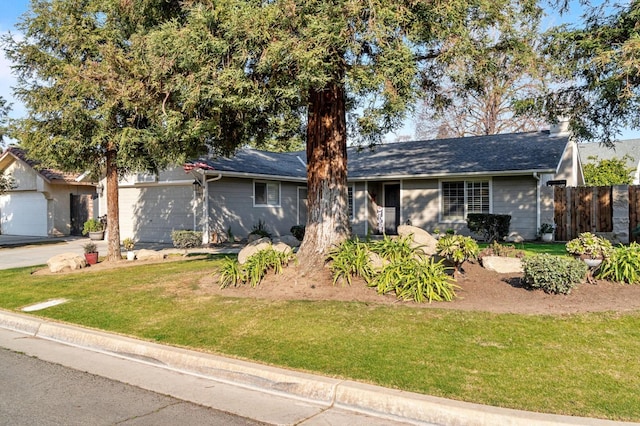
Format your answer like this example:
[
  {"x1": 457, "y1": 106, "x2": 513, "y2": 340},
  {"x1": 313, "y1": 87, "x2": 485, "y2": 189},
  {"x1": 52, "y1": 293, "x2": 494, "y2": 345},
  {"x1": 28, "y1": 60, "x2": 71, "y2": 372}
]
[
  {"x1": 193, "y1": 131, "x2": 569, "y2": 180},
  {"x1": 0, "y1": 146, "x2": 90, "y2": 183},
  {"x1": 199, "y1": 149, "x2": 307, "y2": 180},
  {"x1": 578, "y1": 139, "x2": 640, "y2": 168},
  {"x1": 348, "y1": 131, "x2": 568, "y2": 179}
]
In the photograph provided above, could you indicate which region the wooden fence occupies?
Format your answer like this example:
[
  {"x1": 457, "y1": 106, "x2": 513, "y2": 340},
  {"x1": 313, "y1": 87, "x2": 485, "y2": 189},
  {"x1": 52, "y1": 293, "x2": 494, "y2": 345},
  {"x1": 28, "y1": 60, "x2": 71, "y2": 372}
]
[{"x1": 554, "y1": 185, "x2": 640, "y2": 243}]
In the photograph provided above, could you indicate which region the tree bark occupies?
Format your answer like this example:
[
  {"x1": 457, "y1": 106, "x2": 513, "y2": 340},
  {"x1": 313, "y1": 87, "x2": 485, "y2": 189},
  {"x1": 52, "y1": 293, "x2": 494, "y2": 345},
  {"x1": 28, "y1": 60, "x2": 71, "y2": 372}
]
[
  {"x1": 105, "y1": 147, "x2": 122, "y2": 262},
  {"x1": 297, "y1": 82, "x2": 350, "y2": 268}
]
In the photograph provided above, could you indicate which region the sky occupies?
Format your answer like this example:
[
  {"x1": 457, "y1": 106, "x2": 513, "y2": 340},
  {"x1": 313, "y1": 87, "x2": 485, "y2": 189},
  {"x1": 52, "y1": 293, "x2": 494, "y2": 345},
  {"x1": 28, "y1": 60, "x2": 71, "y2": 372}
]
[{"x1": 1, "y1": 0, "x2": 639, "y2": 142}]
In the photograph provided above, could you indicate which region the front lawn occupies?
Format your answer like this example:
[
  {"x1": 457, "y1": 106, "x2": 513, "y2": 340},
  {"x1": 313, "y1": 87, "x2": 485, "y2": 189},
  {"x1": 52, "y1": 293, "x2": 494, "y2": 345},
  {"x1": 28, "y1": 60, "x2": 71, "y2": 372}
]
[{"x1": 0, "y1": 257, "x2": 638, "y2": 421}]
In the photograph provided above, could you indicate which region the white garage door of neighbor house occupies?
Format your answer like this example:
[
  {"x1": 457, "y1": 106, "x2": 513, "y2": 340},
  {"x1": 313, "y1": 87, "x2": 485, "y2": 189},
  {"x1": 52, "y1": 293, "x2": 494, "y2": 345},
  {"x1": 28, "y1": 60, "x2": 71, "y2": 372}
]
[{"x1": 0, "y1": 193, "x2": 48, "y2": 236}]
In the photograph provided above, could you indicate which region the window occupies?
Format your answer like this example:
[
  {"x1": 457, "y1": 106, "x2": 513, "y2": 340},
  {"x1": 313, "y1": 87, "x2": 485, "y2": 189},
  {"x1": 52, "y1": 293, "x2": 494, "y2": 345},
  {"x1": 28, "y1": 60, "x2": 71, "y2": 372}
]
[
  {"x1": 441, "y1": 180, "x2": 490, "y2": 221},
  {"x1": 254, "y1": 181, "x2": 280, "y2": 206}
]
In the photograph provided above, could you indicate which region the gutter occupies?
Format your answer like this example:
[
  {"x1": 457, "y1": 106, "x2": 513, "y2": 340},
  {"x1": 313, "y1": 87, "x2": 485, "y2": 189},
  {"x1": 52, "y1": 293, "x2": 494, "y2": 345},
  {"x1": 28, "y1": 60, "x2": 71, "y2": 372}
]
[{"x1": 533, "y1": 172, "x2": 541, "y2": 234}]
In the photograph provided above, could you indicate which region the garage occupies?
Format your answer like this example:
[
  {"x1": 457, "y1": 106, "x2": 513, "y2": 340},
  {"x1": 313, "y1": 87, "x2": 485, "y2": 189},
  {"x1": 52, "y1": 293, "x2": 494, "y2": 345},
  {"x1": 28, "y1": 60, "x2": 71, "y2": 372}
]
[{"x1": 0, "y1": 192, "x2": 48, "y2": 236}]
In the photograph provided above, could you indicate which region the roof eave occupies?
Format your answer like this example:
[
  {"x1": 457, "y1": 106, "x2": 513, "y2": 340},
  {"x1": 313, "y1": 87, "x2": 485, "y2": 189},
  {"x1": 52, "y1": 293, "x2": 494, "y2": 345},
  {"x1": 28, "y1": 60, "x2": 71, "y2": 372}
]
[{"x1": 347, "y1": 168, "x2": 558, "y2": 181}]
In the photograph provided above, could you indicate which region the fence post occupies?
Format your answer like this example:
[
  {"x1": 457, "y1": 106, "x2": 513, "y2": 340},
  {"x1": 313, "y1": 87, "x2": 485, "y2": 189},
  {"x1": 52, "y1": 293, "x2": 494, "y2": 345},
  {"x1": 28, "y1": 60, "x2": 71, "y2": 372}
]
[{"x1": 612, "y1": 185, "x2": 630, "y2": 244}]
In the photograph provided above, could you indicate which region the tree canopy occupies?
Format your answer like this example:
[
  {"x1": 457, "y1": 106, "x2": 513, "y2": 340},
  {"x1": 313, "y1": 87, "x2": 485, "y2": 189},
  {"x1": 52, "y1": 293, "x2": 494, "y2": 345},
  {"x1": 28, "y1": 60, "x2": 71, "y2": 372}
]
[
  {"x1": 6, "y1": 0, "x2": 540, "y2": 264},
  {"x1": 534, "y1": 1, "x2": 640, "y2": 144},
  {"x1": 415, "y1": 4, "x2": 549, "y2": 139},
  {"x1": 583, "y1": 155, "x2": 636, "y2": 186},
  {"x1": 4, "y1": 0, "x2": 201, "y2": 260}
]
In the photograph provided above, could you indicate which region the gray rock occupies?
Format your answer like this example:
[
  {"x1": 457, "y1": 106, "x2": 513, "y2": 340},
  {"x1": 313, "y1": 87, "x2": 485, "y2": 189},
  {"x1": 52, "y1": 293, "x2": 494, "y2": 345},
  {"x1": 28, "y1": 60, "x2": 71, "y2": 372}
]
[
  {"x1": 368, "y1": 252, "x2": 388, "y2": 271},
  {"x1": 238, "y1": 237, "x2": 272, "y2": 264},
  {"x1": 397, "y1": 225, "x2": 438, "y2": 255},
  {"x1": 481, "y1": 256, "x2": 523, "y2": 274},
  {"x1": 504, "y1": 232, "x2": 524, "y2": 243},
  {"x1": 135, "y1": 249, "x2": 166, "y2": 261},
  {"x1": 272, "y1": 242, "x2": 293, "y2": 255},
  {"x1": 47, "y1": 253, "x2": 86, "y2": 273},
  {"x1": 274, "y1": 235, "x2": 301, "y2": 247}
]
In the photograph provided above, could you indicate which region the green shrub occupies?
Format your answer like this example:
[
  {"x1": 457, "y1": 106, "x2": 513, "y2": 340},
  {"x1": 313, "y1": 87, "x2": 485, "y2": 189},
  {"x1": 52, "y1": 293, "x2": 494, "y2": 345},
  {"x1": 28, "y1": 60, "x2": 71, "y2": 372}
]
[
  {"x1": 290, "y1": 225, "x2": 306, "y2": 241},
  {"x1": 327, "y1": 238, "x2": 373, "y2": 286},
  {"x1": 436, "y1": 234, "x2": 479, "y2": 275},
  {"x1": 597, "y1": 243, "x2": 640, "y2": 284},
  {"x1": 522, "y1": 254, "x2": 588, "y2": 295},
  {"x1": 171, "y1": 230, "x2": 202, "y2": 249},
  {"x1": 565, "y1": 232, "x2": 613, "y2": 259},
  {"x1": 249, "y1": 219, "x2": 272, "y2": 239},
  {"x1": 466, "y1": 213, "x2": 511, "y2": 242},
  {"x1": 219, "y1": 247, "x2": 294, "y2": 288},
  {"x1": 82, "y1": 218, "x2": 104, "y2": 235},
  {"x1": 368, "y1": 257, "x2": 457, "y2": 303},
  {"x1": 369, "y1": 234, "x2": 423, "y2": 262}
]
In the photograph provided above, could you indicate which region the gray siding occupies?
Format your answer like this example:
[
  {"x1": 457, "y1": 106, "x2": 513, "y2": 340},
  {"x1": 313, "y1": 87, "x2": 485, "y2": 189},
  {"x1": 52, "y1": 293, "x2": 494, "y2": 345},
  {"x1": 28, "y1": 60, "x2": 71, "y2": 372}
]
[
  {"x1": 492, "y1": 176, "x2": 538, "y2": 239},
  {"x1": 118, "y1": 183, "x2": 196, "y2": 243},
  {"x1": 208, "y1": 177, "x2": 300, "y2": 238},
  {"x1": 401, "y1": 179, "x2": 439, "y2": 232}
]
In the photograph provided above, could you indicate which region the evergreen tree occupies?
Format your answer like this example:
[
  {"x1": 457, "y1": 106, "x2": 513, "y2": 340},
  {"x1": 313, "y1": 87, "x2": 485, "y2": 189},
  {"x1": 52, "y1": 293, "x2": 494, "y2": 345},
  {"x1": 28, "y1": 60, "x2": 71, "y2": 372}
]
[
  {"x1": 144, "y1": 0, "x2": 538, "y2": 265},
  {"x1": 4, "y1": 0, "x2": 198, "y2": 260},
  {"x1": 535, "y1": 1, "x2": 640, "y2": 144}
]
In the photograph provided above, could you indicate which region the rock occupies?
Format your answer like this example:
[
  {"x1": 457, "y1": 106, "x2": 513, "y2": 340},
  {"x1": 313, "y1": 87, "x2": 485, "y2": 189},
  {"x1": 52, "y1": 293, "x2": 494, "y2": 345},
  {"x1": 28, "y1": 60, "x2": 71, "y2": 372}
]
[
  {"x1": 136, "y1": 249, "x2": 166, "y2": 261},
  {"x1": 273, "y1": 235, "x2": 301, "y2": 247},
  {"x1": 238, "y1": 237, "x2": 272, "y2": 264},
  {"x1": 481, "y1": 256, "x2": 523, "y2": 274},
  {"x1": 272, "y1": 242, "x2": 293, "y2": 255},
  {"x1": 47, "y1": 253, "x2": 86, "y2": 273},
  {"x1": 368, "y1": 252, "x2": 388, "y2": 271},
  {"x1": 504, "y1": 232, "x2": 524, "y2": 243},
  {"x1": 397, "y1": 225, "x2": 438, "y2": 255},
  {"x1": 248, "y1": 233, "x2": 270, "y2": 243}
]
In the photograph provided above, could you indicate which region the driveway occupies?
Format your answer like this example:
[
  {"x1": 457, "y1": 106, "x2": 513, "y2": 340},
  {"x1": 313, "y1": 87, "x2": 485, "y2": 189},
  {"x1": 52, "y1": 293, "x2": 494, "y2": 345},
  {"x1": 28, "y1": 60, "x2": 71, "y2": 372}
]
[{"x1": 0, "y1": 235, "x2": 109, "y2": 270}]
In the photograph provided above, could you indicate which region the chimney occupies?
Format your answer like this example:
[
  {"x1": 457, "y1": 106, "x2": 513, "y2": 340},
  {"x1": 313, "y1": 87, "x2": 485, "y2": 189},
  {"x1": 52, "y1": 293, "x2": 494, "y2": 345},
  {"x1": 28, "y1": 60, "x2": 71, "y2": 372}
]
[{"x1": 549, "y1": 117, "x2": 570, "y2": 137}]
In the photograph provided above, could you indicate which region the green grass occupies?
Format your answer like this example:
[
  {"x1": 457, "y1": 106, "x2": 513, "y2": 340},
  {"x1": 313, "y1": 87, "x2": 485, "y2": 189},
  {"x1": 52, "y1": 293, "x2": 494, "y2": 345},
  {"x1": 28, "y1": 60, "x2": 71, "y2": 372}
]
[
  {"x1": 1, "y1": 256, "x2": 639, "y2": 421},
  {"x1": 479, "y1": 241, "x2": 568, "y2": 257}
]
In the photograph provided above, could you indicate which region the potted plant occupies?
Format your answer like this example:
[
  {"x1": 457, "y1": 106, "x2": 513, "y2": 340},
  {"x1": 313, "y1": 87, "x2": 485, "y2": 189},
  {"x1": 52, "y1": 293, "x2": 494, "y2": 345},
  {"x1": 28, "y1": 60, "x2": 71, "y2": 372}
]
[
  {"x1": 82, "y1": 218, "x2": 104, "y2": 241},
  {"x1": 123, "y1": 237, "x2": 136, "y2": 261},
  {"x1": 565, "y1": 232, "x2": 613, "y2": 267},
  {"x1": 83, "y1": 241, "x2": 99, "y2": 265},
  {"x1": 538, "y1": 223, "x2": 555, "y2": 242}
]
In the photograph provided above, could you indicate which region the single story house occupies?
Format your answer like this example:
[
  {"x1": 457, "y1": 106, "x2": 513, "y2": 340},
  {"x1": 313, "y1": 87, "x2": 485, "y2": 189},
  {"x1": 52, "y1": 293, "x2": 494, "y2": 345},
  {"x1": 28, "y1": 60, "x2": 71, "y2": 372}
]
[
  {"x1": 578, "y1": 139, "x2": 640, "y2": 184},
  {"x1": 0, "y1": 146, "x2": 97, "y2": 236},
  {"x1": 102, "y1": 125, "x2": 579, "y2": 243}
]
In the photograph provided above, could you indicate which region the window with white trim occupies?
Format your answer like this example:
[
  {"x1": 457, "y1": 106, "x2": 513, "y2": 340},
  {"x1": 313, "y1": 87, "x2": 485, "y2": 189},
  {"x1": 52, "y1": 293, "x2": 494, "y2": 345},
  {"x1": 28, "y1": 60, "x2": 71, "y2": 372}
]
[
  {"x1": 441, "y1": 180, "x2": 490, "y2": 221},
  {"x1": 254, "y1": 181, "x2": 280, "y2": 206}
]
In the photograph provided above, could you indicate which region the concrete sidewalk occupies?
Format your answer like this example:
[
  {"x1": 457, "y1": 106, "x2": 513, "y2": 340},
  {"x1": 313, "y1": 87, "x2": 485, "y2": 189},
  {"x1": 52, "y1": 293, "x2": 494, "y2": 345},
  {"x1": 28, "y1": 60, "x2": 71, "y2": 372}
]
[{"x1": 0, "y1": 310, "x2": 635, "y2": 426}]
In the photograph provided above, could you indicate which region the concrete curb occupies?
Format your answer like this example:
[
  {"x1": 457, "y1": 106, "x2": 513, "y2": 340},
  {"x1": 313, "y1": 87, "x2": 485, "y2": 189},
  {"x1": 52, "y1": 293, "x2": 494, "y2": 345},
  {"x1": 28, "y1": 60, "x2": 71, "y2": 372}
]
[{"x1": 0, "y1": 310, "x2": 636, "y2": 426}]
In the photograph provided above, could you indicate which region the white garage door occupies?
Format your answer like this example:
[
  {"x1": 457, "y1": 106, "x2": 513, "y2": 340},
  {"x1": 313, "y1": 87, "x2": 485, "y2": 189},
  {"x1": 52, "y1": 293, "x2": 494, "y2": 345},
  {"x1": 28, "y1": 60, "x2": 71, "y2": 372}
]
[{"x1": 0, "y1": 192, "x2": 48, "y2": 236}]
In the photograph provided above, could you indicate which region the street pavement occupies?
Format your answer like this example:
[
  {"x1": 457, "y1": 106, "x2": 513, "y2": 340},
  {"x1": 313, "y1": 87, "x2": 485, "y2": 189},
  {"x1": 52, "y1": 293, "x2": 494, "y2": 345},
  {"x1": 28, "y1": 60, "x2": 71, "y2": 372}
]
[{"x1": 0, "y1": 234, "x2": 638, "y2": 425}]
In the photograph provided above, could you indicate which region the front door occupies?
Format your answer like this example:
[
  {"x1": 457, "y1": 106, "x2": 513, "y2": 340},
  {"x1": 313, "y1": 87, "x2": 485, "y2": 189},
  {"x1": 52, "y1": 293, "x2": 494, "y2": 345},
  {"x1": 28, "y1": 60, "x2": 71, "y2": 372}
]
[
  {"x1": 383, "y1": 184, "x2": 400, "y2": 234},
  {"x1": 70, "y1": 194, "x2": 94, "y2": 235}
]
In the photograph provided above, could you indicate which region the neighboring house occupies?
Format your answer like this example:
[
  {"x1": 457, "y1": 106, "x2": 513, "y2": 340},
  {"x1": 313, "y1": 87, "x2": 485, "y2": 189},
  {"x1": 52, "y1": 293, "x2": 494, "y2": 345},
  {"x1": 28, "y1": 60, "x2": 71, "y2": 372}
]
[
  {"x1": 0, "y1": 147, "x2": 97, "y2": 236},
  {"x1": 106, "y1": 126, "x2": 578, "y2": 243},
  {"x1": 577, "y1": 139, "x2": 640, "y2": 185}
]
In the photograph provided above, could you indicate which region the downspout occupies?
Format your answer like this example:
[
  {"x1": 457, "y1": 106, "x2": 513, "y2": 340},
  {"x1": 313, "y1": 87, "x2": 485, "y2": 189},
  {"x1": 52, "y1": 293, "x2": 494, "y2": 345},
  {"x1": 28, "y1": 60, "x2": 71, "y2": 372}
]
[
  {"x1": 202, "y1": 173, "x2": 222, "y2": 245},
  {"x1": 364, "y1": 181, "x2": 368, "y2": 236},
  {"x1": 533, "y1": 172, "x2": 541, "y2": 234}
]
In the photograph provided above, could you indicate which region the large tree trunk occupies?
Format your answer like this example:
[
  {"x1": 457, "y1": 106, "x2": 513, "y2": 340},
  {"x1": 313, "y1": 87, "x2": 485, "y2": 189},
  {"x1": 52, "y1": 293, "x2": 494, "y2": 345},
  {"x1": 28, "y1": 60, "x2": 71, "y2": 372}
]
[
  {"x1": 297, "y1": 83, "x2": 350, "y2": 268},
  {"x1": 105, "y1": 147, "x2": 121, "y2": 262}
]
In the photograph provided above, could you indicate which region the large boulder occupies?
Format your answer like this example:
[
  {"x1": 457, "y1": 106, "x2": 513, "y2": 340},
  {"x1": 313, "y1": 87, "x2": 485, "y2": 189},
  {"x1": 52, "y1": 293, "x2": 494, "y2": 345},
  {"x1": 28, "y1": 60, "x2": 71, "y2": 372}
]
[
  {"x1": 47, "y1": 253, "x2": 86, "y2": 273},
  {"x1": 273, "y1": 235, "x2": 301, "y2": 248},
  {"x1": 397, "y1": 225, "x2": 438, "y2": 256},
  {"x1": 135, "y1": 249, "x2": 166, "y2": 261},
  {"x1": 271, "y1": 241, "x2": 293, "y2": 255},
  {"x1": 481, "y1": 256, "x2": 523, "y2": 274},
  {"x1": 238, "y1": 237, "x2": 272, "y2": 264}
]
